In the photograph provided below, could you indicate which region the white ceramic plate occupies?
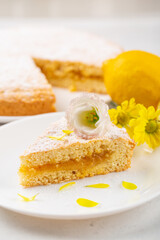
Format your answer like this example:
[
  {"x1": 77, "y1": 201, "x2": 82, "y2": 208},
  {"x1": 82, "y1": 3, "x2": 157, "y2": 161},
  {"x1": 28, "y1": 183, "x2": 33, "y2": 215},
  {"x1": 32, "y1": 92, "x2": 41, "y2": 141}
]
[
  {"x1": 0, "y1": 87, "x2": 111, "y2": 124},
  {"x1": 0, "y1": 112, "x2": 160, "y2": 220}
]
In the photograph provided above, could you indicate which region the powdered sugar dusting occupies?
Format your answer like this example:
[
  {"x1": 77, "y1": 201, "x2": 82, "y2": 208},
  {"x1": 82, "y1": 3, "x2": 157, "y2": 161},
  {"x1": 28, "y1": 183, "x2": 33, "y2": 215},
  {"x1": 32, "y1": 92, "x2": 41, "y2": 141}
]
[
  {"x1": 0, "y1": 56, "x2": 53, "y2": 96},
  {"x1": 24, "y1": 117, "x2": 131, "y2": 156},
  {"x1": 0, "y1": 27, "x2": 123, "y2": 67}
]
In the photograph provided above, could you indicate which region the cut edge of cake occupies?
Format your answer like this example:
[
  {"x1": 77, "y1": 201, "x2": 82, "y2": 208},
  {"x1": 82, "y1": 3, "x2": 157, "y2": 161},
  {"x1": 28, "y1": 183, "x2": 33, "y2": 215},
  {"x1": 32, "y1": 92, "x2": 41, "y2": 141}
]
[{"x1": 33, "y1": 58, "x2": 106, "y2": 93}]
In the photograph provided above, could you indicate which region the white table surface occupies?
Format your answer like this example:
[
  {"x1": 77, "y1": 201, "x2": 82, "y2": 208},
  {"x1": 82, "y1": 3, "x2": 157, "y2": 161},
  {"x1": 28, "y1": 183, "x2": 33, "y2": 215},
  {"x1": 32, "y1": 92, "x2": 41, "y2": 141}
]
[{"x1": 0, "y1": 17, "x2": 160, "y2": 240}]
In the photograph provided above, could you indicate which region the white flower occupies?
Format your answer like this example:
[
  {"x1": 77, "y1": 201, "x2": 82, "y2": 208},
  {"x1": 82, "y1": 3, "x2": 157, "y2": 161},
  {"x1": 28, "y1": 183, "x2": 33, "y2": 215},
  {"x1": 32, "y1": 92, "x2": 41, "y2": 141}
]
[{"x1": 66, "y1": 93, "x2": 112, "y2": 139}]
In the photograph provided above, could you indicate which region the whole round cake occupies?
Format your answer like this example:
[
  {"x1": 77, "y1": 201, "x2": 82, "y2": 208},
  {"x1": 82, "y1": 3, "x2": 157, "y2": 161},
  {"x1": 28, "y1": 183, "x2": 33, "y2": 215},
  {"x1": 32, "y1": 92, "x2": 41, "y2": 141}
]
[{"x1": 0, "y1": 27, "x2": 123, "y2": 116}]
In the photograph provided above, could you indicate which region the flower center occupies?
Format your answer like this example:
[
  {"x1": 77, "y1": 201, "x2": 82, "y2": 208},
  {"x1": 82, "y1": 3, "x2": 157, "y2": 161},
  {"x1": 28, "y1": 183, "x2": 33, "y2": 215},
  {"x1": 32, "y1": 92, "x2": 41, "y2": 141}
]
[
  {"x1": 79, "y1": 109, "x2": 99, "y2": 128},
  {"x1": 145, "y1": 120, "x2": 158, "y2": 133},
  {"x1": 117, "y1": 112, "x2": 129, "y2": 127}
]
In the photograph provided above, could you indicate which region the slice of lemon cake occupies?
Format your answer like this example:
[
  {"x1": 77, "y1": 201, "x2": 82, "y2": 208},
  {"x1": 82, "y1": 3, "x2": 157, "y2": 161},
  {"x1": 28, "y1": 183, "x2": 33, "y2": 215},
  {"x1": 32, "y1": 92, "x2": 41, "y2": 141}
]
[
  {"x1": 0, "y1": 56, "x2": 56, "y2": 116},
  {"x1": 19, "y1": 94, "x2": 135, "y2": 187}
]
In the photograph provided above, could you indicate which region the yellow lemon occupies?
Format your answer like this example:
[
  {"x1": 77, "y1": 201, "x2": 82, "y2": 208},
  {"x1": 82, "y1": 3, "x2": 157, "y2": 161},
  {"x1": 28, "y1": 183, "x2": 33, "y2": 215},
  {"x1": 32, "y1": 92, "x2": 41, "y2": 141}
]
[{"x1": 103, "y1": 50, "x2": 160, "y2": 108}]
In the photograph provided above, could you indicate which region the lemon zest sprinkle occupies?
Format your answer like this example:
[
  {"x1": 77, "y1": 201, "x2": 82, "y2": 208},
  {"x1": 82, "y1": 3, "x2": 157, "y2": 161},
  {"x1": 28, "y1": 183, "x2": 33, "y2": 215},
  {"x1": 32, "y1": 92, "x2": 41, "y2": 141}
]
[
  {"x1": 62, "y1": 130, "x2": 73, "y2": 135},
  {"x1": 59, "y1": 182, "x2": 76, "y2": 191},
  {"x1": 47, "y1": 130, "x2": 73, "y2": 141},
  {"x1": 48, "y1": 129, "x2": 73, "y2": 141},
  {"x1": 85, "y1": 183, "x2": 110, "y2": 188},
  {"x1": 18, "y1": 193, "x2": 39, "y2": 202},
  {"x1": 122, "y1": 181, "x2": 137, "y2": 190},
  {"x1": 77, "y1": 198, "x2": 99, "y2": 207},
  {"x1": 48, "y1": 135, "x2": 65, "y2": 141}
]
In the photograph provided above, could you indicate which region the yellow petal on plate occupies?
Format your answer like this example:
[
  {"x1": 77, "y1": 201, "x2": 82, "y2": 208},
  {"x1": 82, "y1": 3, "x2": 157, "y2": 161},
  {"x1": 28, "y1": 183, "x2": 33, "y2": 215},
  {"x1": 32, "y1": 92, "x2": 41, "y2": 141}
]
[
  {"x1": 85, "y1": 183, "x2": 110, "y2": 188},
  {"x1": 62, "y1": 130, "x2": 73, "y2": 135},
  {"x1": 122, "y1": 181, "x2": 137, "y2": 190},
  {"x1": 59, "y1": 182, "x2": 76, "y2": 191},
  {"x1": 47, "y1": 135, "x2": 65, "y2": 141},
  {"x1": 18, "y1": 193, "x2": 39, "y2": 202},
  {"x1": 76, "y1": 198, "x2": 99, "y2": 207}
]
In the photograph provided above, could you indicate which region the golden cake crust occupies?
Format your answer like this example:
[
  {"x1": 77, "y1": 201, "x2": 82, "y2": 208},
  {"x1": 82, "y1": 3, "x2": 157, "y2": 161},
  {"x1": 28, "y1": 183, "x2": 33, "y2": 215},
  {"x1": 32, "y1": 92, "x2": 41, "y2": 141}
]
[
  {"x1": 0, "y1": 56, "x2": 56, "y2": 116},
  {"x1": 19, "y1": 152, "x2": 132, "y2": 187}
]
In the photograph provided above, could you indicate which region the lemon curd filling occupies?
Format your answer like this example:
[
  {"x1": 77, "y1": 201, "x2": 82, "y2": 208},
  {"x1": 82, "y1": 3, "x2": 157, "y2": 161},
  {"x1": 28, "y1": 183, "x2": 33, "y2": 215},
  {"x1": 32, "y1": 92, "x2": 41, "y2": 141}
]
[
  {"x1": 34, "y1": 59, "x2": 103, "y2": 82},
  {"x1": 19, "y1": 150, "x2": 113, "y2": 176}
]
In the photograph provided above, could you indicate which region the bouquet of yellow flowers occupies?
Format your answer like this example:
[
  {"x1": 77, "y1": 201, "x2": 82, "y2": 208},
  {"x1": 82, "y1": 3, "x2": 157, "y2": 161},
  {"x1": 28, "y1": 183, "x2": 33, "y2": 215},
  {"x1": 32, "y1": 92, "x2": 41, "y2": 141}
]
[{"x1": 109, "y1": 98, "x2": 160, "y2": 149}]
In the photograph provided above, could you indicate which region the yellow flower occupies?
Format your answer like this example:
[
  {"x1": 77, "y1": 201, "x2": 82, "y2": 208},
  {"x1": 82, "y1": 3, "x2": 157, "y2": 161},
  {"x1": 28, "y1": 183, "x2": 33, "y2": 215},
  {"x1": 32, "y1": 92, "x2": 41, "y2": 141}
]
[
  {"x1": 109, "y1": 98, "x2": 140, "y2": 128},
  {"x1": 130, "y1": 106, "x2": 160, "y2": 149}
]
